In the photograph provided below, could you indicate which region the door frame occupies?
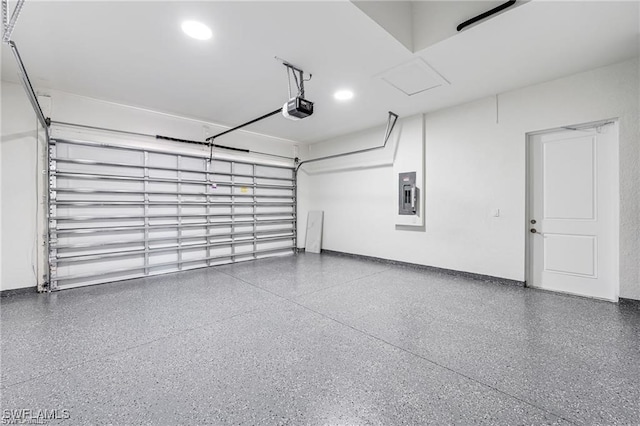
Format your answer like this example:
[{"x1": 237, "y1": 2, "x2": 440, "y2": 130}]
[{"x1": 524, "y1": 119, "x2": 620, "y2": 301}]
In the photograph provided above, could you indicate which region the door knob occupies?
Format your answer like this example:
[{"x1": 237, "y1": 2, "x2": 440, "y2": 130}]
[
  {"x1": 530, "y1": 228, "x2": 537, "y2": 233},
  {"x1": 530, "y1": 219, "x2": 536, "y2": 224}
]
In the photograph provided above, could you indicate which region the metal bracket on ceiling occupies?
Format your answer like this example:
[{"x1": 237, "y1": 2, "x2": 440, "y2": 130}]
[
  {"x1": 275, "y1": 56, "x2": 312, "y2": 99},
  {"x1": 2, "y1": 0, "x2": 26, "y2": 43},
  {"x1": 383, "y1": 111, "x2": 399, "y2": 146},
  {"x1": 8, "y1": 40, "x2": 48, "y2": 131}
]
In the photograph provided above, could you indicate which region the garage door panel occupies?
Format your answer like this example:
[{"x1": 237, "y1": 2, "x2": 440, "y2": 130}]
[
  {"x1": 65, "y1": 144, "x2": 143, "y2": 165},
  {"x1": 147, "y1": 182, "x2": 178, "y2": 192},
  {"x1": 256, "y1": 188, "x2": 293, "y2": 196},
  {"x1": 57, "y1": 192, "x2": 144, "y2": 202},
  {"x1": 58, "y1": 161, "x2": 143, "y2": 177},
  {"x1": 57, "y1": 255, "x2": 145, "y2": 275},
  {"x1": 58, "y1": 178, "x2": 143, "y2": 191},
  {"x1": 149, "y1": 152, "x2": 178, "y2": 166},
  {"x1": 180, "y1": 206, "x2": 207, "y2": 215},
  {"x1": 49, "y1": 138, "x2": 296, "y2": 290},
  {"x1": 149, "y1": 251, "x2": 178, "y2": 265},
  {"x1": 58, "y1": 229, "x2": 145, "y2": 245}
]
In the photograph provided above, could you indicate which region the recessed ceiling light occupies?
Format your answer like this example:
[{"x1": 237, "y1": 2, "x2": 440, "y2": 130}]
[
  {"x1": 334, "y1": 90, "x2": 354, "y2": 101},
  {"x1": 181, "y1": 20, "x2": 212, "y2": 40}
]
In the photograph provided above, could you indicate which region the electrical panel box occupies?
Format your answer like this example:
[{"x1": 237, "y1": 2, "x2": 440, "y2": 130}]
[{"x1": 398, "y1": 172, "x2": 418, "y2": 215}]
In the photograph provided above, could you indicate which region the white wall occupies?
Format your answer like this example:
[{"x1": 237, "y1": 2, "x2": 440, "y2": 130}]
[
  {"x1": 0, "y1": 82, "x2": 41, "y2": 291},
  {"x1": 302, "y1": 59, "x2": 640, "y2": 300},
  {"x1": 0, "y1": 81, "x2": 300, "y2": 291}
]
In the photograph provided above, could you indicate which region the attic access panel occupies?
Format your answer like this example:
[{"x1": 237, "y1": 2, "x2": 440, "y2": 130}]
[{"x1": 378, "y1": 58, "x2": 449, "y2": 96}]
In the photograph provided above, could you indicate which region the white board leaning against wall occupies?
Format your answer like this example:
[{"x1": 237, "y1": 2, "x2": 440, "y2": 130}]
[{"x1": 305, "y1": 211, "x2": 324, "y2": 253}]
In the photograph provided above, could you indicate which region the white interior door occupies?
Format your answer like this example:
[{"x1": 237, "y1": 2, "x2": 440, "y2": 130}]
[{"x1": 528, "y1": 122, "x2": 618, "y2": 301}]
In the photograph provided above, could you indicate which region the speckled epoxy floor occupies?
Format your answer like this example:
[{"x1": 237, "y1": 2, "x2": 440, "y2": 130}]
[{"x1": 1, "y1": 253, "x2": 639, "y2": 425}]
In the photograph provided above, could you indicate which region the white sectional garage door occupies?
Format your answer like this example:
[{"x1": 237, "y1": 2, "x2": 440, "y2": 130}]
[{"x1": 48, "y1": 138, "x2": 296, "y2": 290}]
